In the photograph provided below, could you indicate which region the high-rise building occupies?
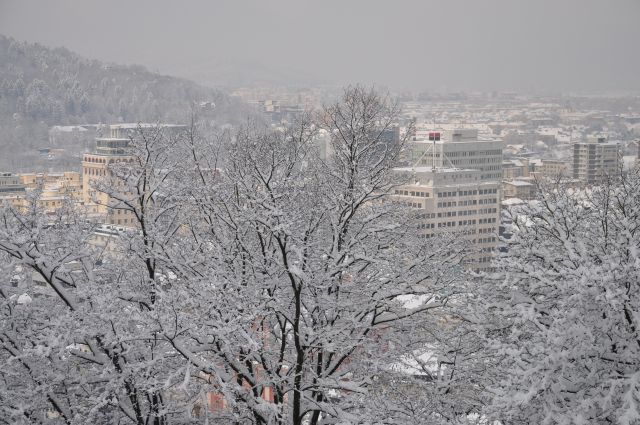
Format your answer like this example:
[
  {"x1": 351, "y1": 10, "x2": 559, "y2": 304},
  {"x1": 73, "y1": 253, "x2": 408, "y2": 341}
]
[
  {"x1": 394, "y1": 128, "x2": 503, "y2": 272},
  {"x1": 393, "y1": 167, "x2": 500, "y2": 272},
  {"x1": 572, "y1": 137, "x2": 620, "y2": 185}
]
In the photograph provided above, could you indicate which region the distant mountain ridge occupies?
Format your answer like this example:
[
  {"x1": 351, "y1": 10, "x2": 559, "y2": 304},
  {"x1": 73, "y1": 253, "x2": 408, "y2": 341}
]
[
  {"x1": 0, "y1": 34, "x2": 244, "y2": 171},
  {"x1": 0, "y1": 34, "x2": 230, "y2": 125}
]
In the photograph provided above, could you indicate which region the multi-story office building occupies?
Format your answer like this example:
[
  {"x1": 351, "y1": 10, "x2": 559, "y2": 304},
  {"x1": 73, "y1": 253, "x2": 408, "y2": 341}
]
[
  {"x1": 408, "y1": 129, "x2": 503, "y2": 181},
  {"x1": 393, "y1": 167, "x2": 500, "y2": 272},
  {"x1": 394, "y1": 128, "x2": 503, "y2": 271},
  {"x1": 572, "y1": 137, "x2": 620, "y2": 185}
]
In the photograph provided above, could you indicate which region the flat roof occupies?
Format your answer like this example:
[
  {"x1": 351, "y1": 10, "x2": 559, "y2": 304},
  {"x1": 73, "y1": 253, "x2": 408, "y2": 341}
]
[
  {"x1": 394, "y1": 166, "x2": 478, "y2": 173},
  {"x1": 505, "y1": 180, "x2": 534, "y2": 186},
  {"x1": 110, "y1": 123, "x2": 185, "y2": 129},
  {"x1": 95, "y1": 138, "x2": 129, "y2": 141}
]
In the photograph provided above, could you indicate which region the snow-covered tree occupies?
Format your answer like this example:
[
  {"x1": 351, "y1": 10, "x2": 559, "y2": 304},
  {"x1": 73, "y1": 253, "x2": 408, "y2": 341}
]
[
  {"x1": 157, "y1": 86, "x2": 469, "y2": 424},
  {"x1": 0, "y1": 128, "x2": 198, "y2": 424},
  {"x1": 478, "y1": 173, "x2": 640, "y2": 424},
  {"x1": 0, "y1": 88, "x2": 474, "y2": 424}
]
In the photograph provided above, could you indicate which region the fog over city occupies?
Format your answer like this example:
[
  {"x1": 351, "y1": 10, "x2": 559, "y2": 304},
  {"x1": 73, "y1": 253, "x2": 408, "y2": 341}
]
[{"x1": 2, "y1": 0, "x2": 639, "y2": 92}]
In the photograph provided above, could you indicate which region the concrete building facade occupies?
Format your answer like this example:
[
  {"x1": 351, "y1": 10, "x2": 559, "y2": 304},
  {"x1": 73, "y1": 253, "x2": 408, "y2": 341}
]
[
  {"x1": 393, "y1": 167, "x2": 501, "y2": 272},
  {"x1": 408, "y1": 129, "x2": 503, "y2": 182},
  {"x1": 572, "y1": 137, "x2": 620, "y2": 185}
]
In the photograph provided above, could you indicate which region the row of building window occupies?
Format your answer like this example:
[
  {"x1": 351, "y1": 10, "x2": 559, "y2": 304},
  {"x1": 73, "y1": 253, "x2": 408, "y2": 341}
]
[
  {"x1": 403, "y1": 202, "x2": 423, "y2": 208},
  {"x1": 417, "y1": 213, "x2": 437, "y2": 219},
  {"x1": 427, "y1": 149, "x2": 502, "y2": 157},
  {"x1": 437, "y1": 197, "x2": 497, "y2": 208},
  {"x1": 479, "y1": 208, "x2": 498, "y2": 214},
  {"x1": 437, "y1": 208, "x2": 499, "y2": 218},
  {"x1": 85, "y1": 157, "x2": 134, "y2": 164},
  {"x1": 437, "y1": 188, "x2": 498, "y2": 198},
  {"x1": 481, "y1": 174, "x2": 503, "y2": 180},
  {"x1": 394, "y1": 190, "x2": 430, "y2": 197},
  {"x1": 478, "y1": 227, "x2": 496, "y2": 234},
  {"x1": 478, "y1": 198, "x2": 498, "y2": 204},
  {"x1": 479, "y1": 217, "x2": 497, "y2": 224},
  {"x1": 418, "y1": 233, "x2": 497, "y2": 247},
  {"x1": 84, "y1": 168, "x2": 107, "y2": 176}
]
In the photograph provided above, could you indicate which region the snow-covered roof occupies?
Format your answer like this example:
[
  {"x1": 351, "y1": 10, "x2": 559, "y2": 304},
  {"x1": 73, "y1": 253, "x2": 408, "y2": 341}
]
[
  {"x1": 50, "y1": 125, "x2": 89, "y2": 132},
  {"x1": 504, "y1": 180, "x2": 534, "y2": 187},
  {"x1": 502, "y1": 197, "x2": 525, "y2": 206}
]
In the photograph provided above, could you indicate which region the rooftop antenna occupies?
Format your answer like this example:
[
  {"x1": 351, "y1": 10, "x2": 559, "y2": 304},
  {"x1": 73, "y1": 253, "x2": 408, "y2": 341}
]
[{"x1": 428, "y1": 131, "x2": 441, "y2": 171}]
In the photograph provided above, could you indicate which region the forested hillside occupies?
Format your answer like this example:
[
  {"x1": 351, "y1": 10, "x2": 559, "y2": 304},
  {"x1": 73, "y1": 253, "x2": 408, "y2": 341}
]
[{"x1": 0, "y1": 35, "x2": 242, "y2": 170}]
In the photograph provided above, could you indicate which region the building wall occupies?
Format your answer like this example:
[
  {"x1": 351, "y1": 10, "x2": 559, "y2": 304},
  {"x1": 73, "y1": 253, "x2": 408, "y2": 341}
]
[
  {"x1": 393, "y1": 168, "x2": 500, "y2": 272},
  {"x1": 572, "y1": 138, "x2": 620, "y2": 184},
  {"x1": 0, "y1": 172, "x2": 25, "y2": 194},
  {"x1": 409, "y1": 129, "x2": 503, "y2": 181},
  {"x1": 503, "y1": 181, "x2": 535, "y2": 200},
  {"x1": 82, "y1": 152, "x2": 137, "y2": 226},
  {"x1": 538, "y1": 160, "x2": 570, "y2": 178}
]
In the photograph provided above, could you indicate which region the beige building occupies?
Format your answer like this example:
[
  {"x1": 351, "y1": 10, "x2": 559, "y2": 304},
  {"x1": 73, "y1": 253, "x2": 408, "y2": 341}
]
[
  {"x1": 536, "y1": 159, "x2": 570, "y2": 179},
  {"x1": 502, "y1": 180, "x2": 535, "y2": 200},
  {"x1": 393, "y1": 167, "x2": 500, "y2": 272},
  {"x1": 1, "y1": 171, "x2": 84, "y2": 213},
  {"x1": 82, "y1": 123, "x2": 186, "y2": 227},
  {"x1": 502, "y1": 158, "x2": 530, "y2": 180},
  {"x1": 82, "y1": 135, "x2": 136, "y2": 225},
  {"x1": 20, "y1": 171, "x2": 83, "y2": 209},
  {"x1": 572, "y1": 137, "x2": 620, "y2": 185}
]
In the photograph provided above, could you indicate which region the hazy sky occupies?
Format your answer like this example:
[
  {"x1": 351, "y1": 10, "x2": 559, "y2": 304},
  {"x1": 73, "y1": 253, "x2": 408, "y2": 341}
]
[{"x1": 1, "y1": 0, "x2": 639, "y2": 93}]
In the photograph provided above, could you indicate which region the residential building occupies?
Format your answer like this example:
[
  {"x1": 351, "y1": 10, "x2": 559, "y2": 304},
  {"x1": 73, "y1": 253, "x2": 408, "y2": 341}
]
[
  {"x1": 502, "y1": 158, "x2": 530, "y2": 180},
  {"x1": 503, "y1": 180, "x2": 535, "y2": 200},
  {"x1": 572, "y1": 137, "x2": 620, "y2": 184},
  {"x1": 536, "y1": 159, "x2": 570, "y2": 179}
]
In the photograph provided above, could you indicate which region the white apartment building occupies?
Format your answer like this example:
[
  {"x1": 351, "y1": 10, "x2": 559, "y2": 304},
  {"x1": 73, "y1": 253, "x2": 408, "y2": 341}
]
[{"x1": 572, "y1": 136, "x2": 620, "y2": 185}]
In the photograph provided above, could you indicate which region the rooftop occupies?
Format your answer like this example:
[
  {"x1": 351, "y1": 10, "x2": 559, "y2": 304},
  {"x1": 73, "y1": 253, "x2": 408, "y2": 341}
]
[
  {"x1": 504, "y1": 180, "x2": 534, "y2": 187},
  {"x1": 394, "y1": 166, "x2": 477, "y2": 173}
]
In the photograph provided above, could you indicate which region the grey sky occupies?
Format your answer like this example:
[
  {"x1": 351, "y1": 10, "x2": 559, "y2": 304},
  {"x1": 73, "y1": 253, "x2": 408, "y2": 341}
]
[{"x1": 1, "y1": 0, "x2": 638, "y2": 93}]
